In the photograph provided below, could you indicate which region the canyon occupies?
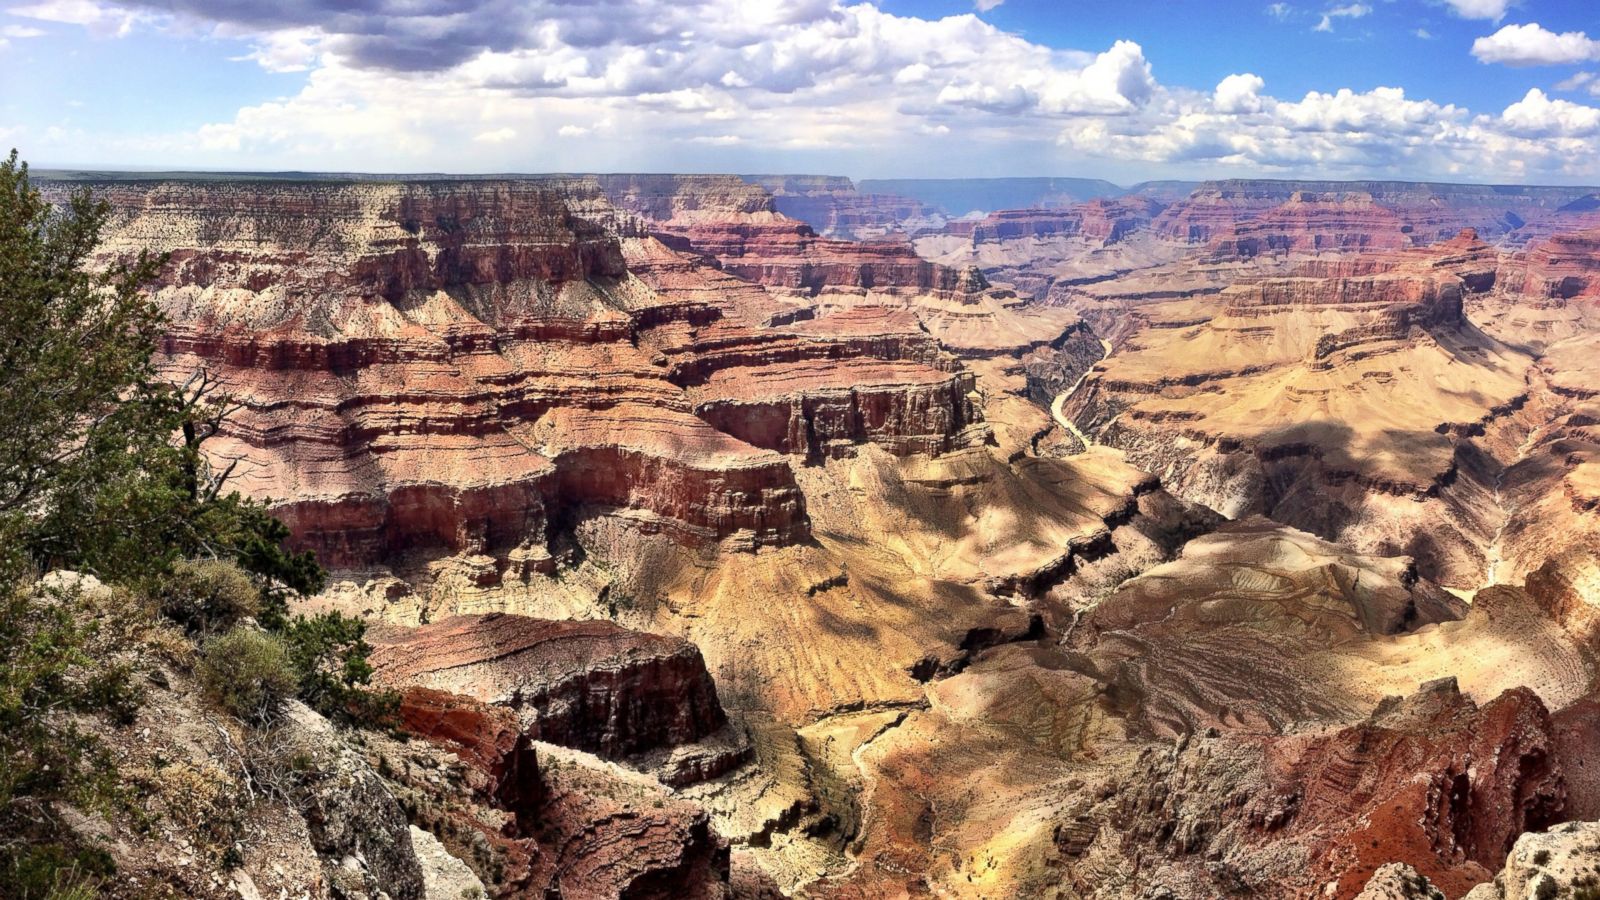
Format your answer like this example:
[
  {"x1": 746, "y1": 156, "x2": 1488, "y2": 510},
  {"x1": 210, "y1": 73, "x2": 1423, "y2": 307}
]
[{"x1": 45, "y1": 170, "x2": 1600, "y2": 899}]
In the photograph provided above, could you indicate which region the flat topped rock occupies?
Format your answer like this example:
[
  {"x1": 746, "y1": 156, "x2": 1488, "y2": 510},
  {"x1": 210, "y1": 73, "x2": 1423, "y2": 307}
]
[
  {"x1": 369, "y1": 613, "x2": 695, "y2": 698},
  {"x1": 370, "y1": 614, "x2": 733, "y2": 763}
]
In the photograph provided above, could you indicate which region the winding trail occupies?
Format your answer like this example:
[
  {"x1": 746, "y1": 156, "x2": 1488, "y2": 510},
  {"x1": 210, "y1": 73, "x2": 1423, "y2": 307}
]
[{"x1": 1051, "y1": 337, "x2": 1113, "y2": 450}]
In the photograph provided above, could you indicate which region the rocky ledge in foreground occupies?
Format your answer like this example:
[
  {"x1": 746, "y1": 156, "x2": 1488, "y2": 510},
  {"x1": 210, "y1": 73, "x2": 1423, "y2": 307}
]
[
  {"x1": 370, "y1": 613, "x2": 750, "y2": 787},
  {"x1": 1359, "y1": 820, "x2": 1600, "y2": 900}
]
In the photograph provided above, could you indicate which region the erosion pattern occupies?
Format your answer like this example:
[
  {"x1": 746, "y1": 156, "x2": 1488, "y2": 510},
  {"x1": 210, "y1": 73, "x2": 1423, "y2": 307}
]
[{"x1": 58, "y1": 172, "x2": 1600, "y2": 899}]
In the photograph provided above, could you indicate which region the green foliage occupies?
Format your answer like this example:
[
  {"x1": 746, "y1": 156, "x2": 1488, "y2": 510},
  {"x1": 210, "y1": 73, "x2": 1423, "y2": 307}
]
[
  {"x1": 0, "y1": 577, "x2": 137, "y2": 895},
  {"x1": 157, "y1": 558, "x2": 261, "y2": 636},
  {"x1": 0, "y1": 148, "x2": 355, "y2": 891},
  {"x1": 0, "y1": 148, "x2": 168, "y2": 581},
  {"x1": 188, "y1": 495, "x2": 326, "y2": 628},
  {"x1": 1, "y1": 843, "x2": 113, "y2": 900},
  {"x1": 197, "y1": 627, "x2": 298, "y2": 725},
  {"x1": 0, "y1": 149, "x2": 327, "y2": 593},
  {"x1": 280, "y1": 611, "x2": 398, "y2": 728}
]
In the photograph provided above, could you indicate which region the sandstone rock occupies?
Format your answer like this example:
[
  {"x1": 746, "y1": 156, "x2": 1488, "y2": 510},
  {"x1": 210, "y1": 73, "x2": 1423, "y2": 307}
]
[
  {"x1": 1356, "y1": 863, "x2": 1446, "y2": 900},
  {"x1": 1062, "y1": 231, "x2": 1529, "y2": 587},
  {"x1": 409, "y1": 825, "x2": 485, "y2": 900},
  {"x1": 1095, "y1": 680, "x2": 1569, "y2": 899},
  {"x1": 367, "y1": 722, "x2": 733, "y2": 900},
  {"x1": 371, "y1": 614, "x2": 748, "y2": 783},
  {"x1": 278, "y1": 700, "x2": 426, "y2": 900},
  {"x1": 1460, "y1": 821, "x2": 1600, "y2": 900}
]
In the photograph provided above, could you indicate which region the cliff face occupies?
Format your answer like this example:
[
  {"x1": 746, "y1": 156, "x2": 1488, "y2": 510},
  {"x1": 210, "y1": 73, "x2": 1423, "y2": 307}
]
[
  {"x1": 966, "y1": 197, "x2": 1164, "y2": 245},
  {"x1": 1153, "y1": 181, "x2": 1595, "y2": 247},
  {"x1": 1515, "y1": 228, "x2": 1600, "y2": 300},
  {"x1": 371, "y1": 614, "x2": 731, "y2": 761},
  {"x1": 656, "y1": 218, "x2": 980, "y2": 297},
  {"x1": 52, "y1": 173, "x2": 1600, "y2": 900},
  {"x1": 1060, "y1": 232, "x2": 1523, "y2": 586},
  {"x1": 1102, "y1": 680, "x2": 1568, "y2": 900},
  {"x1": 63, "y1": 177, "x2": 1011, "y2": 572}
]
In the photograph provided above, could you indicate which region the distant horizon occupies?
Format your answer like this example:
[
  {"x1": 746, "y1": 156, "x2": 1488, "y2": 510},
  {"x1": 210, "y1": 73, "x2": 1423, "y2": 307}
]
[{"x1": 24, "y1": 166, "x2": 1600, "y2": 194}]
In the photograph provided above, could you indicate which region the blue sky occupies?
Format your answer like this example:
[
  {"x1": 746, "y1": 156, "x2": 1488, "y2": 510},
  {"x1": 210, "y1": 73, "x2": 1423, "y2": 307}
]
[{"x1": 3, "y1": 0, "x2": 1600, "y2": 183}]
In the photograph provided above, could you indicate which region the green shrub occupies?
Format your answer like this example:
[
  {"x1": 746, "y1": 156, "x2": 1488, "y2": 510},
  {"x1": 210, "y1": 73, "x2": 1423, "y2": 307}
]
[
  {"x1": 1, "y1": 843, "x2": 113, "y2": 900},
  {"x1": 280, "y1": 611, "x2": 398, "y2": 728},
  {"x1": 158, "y1": 558, "x2": 261, "y2": 635},
  {"x1": 197, "y1": 628, "x2": 298, "y2": 725}
]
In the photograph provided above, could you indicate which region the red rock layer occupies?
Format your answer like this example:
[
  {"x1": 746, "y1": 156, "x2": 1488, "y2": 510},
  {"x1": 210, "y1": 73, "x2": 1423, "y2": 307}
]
[
  {"x1": 1257, "y1": 681, "x2": 1565, "y2": 898},
  {"x1": 659, "y1": 220, "x2": 980, "y2": 296},
  {"x1": 54, "y1": 177, "x2": 1005, "y2": 571},
  {"x1": 398, "y1": 687, "x2": 542, "y2": 810},
  {"x1": 1154, "y1": 181, "x2": 1595, "y2": 247},
  {"x1": 388, "y1": 687, "x2": 733, "y2": 899},
  {"x1": 967, "y1": 197, "x2": 1163, "y2": 245},
  {"x1": 1206, "y1": 192, "x2": 1414, "y2": 258},
  {"x1": 370, "y1": 614, "x2": 730, "y2": 761},
  {"x1": 1111, "y1": 679, "x2": 1568, "y2": 900},
  {"x1": 1514, "y1": 228, "x2": 1600, "y2": 300}
]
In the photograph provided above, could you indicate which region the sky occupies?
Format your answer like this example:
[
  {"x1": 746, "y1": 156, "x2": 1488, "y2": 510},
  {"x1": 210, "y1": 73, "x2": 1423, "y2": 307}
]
[{"x1": 2, "y1": 0, "x2": 1600, "y2": 184}]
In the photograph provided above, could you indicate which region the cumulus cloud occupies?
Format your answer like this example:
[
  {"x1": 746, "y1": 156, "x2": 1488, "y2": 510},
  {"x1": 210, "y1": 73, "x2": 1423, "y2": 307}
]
[
  {"x1": 1472, "y1": 23, "x2": 1600, "y2": 67},
  {"x1": 1500, "y1": 88, "x2": 1600, "y2": 137},
  {"x1": 13, "y1": 0, "x2": 1600, "y2": 180},
  {"x1": 1439, "y1": 0, "x2": 1512, "y2": 20},
  {"x1": 1214, "y1": 73, "x2": 1266, "y2": 114}
]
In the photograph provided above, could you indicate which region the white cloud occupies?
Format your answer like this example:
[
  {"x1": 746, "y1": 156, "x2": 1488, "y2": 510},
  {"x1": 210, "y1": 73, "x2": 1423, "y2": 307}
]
[
  {"x1": 8, "y1": 0, "x2": 138, "y2": 37},
  {"x1": 1314, "y1": 3, "x2": 1371, "y2": 33},
  {"x1": 974, "y1": 0, "x2": 1004, "y2": 11},
  {"x1": 1439, "y1": 0, "x2": 1512, "y2": 21},
  {"x1": 935, "y1": 40, "x2": 1154, "y2": 116},
  {"x1": 473, "y1": 127, "x2": 518, "y2": 144},
  {"x1": 1276, "y1": 86, "x2": 1457, "y2": 134},
  {"x1": 1472, "y1": 23, "x2": 1600, "y2": 67},
  {"x1": 231, "y1": 29, "x2": 321, "y2": 73},
  {"x1": 2, "y1": 24, "x2": 47, "y2": 38},
  {"x1": 1556, "y1": 72, "x2": 1595, "y2": 92},
  {"x1": 1266, "y1": 3, "x2": 1293, "y2": 21},
  {"x1": 13, "y1": 0, "x2": 1600, "y2": 181},
  {"x1": 1214, "y1": 73, "x2": 1266, "y2": 114},
  {"x1": 1414, "y1": 28, "x2": 1434, "y2": 40},
  {"x1": 1500, "y1": 88, "x2": 1600, "y2": 137}
]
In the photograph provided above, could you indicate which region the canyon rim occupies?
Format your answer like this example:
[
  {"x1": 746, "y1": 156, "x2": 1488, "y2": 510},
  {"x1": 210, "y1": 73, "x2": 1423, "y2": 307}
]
[{"x1": 4, "y1": 1, "x2": 1600, "y2": 898}]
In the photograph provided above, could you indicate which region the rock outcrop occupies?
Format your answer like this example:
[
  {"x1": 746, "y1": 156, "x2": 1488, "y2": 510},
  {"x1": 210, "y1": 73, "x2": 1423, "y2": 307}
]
[
  {"x1": 1061, "y1": 231, "x2": 1525, "y2": 586},
  {"x1": 277, "y1": 701, "x2": 427, "y2": 900},
  {"x1": 371, "y1": 614, "x2": 747, "y2": 785},
  {"x1": 1154, "y1": 180, "x2": 1595, "y2": 246},
  {"x1": 55, "y1": 176, "x2": 1028, "y2": 578},
  {"x1": 1462, "y1": 821, "x2": 1600, "y2": 900},
  {"x1": 1098, "y1": 679, "x2": 1568, "y2": 899}
]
